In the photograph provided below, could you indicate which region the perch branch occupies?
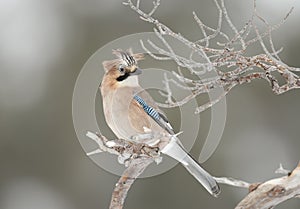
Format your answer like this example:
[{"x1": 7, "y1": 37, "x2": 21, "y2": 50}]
[
  {"x1": 87, "y1": 132, "x2": 300, "y2": 209},
  {"x1": 110, "y1": 157, "x2": 153, "y2": 209},
  {"x1": 86, "y1": 131, "x2": 162, "y2": 209}
]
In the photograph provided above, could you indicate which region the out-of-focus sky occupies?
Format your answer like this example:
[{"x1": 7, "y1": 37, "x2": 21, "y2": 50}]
[{"x1": 0, "y1": 0, "x2": 299, "y2": 209}]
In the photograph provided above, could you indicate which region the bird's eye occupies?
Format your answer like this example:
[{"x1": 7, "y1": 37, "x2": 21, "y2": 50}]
[{"x1": 118, "y1": 65, "x2": 125, "y2": 73}]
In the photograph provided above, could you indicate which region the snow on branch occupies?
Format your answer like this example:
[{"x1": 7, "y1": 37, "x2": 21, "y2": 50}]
[{"x1": 123, "y1": 0, "x2": 300, "y2": 113}]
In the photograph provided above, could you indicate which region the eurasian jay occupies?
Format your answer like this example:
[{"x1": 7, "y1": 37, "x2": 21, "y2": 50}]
[{"x1": 100, "y1": 49, "x2": 220, "y2": 197}]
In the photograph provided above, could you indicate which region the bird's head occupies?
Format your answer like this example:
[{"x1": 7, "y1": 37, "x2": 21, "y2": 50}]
[{"x1": 101, "y1": 49, "x2": 144, "y2": 89}]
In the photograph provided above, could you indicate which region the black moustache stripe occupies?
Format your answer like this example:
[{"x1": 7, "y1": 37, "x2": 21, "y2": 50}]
[{"x1": 116, "y1": 72, "x2": 129, "y2": 82}]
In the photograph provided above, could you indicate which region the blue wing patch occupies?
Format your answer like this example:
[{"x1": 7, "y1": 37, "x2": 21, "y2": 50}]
[
  {"x1": 134, "y1": 95, "x2": 160, "y2": 120},
  {"x1": 134, "y1": 95, "x2": 174, "y2": 134}
]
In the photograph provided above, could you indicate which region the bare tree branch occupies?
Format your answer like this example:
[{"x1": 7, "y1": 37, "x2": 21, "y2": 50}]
[
  {"x1": 123, "y1": 0, "x2": 299, "y2": 113},
  {"x1": 89, "y1": 0, "x2": 300, "y2": 208},
  {"x1": 215, "y1": 177, "x2": 251, "y2": 189},
  {"x1": 235, "y1": 163, "x2": 300, "y2": 209},
  {"x1": 215, "y1": 164, "x2": 300, "y2": 208},
  {"x1": 87, "y1": 132, "x2": 300, "y2": 209},
  {"x1": 110, "y1": 157, "x2": 153, "y2": 209},
  {"x1": 86, "y1": 131, "x2": 161, "y2": 209}
]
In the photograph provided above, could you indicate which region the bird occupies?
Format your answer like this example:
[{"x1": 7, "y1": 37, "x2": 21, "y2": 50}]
[{"x1": 100, "y1": 48, "x2": 220, "y2": 197}]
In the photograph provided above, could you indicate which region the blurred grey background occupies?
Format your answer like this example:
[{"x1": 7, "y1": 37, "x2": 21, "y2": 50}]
[{"x1": 0, "y1": 0, "x2": 300, "y2": 208}]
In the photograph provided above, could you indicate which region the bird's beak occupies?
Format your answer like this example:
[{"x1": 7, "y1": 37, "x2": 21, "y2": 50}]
[{"x1": 129, "y1": 68, "x2": 142, "y2": 76}]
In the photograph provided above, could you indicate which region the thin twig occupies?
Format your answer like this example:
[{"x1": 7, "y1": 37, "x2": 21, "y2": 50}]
[{"x1": 215, "y1": 177, "x2": 251, "y2": 188}]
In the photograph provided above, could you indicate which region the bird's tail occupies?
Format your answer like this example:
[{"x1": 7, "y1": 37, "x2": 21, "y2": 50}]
[{"x1": 161, "y1": 138, "x2": 220, "y2": 197}]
